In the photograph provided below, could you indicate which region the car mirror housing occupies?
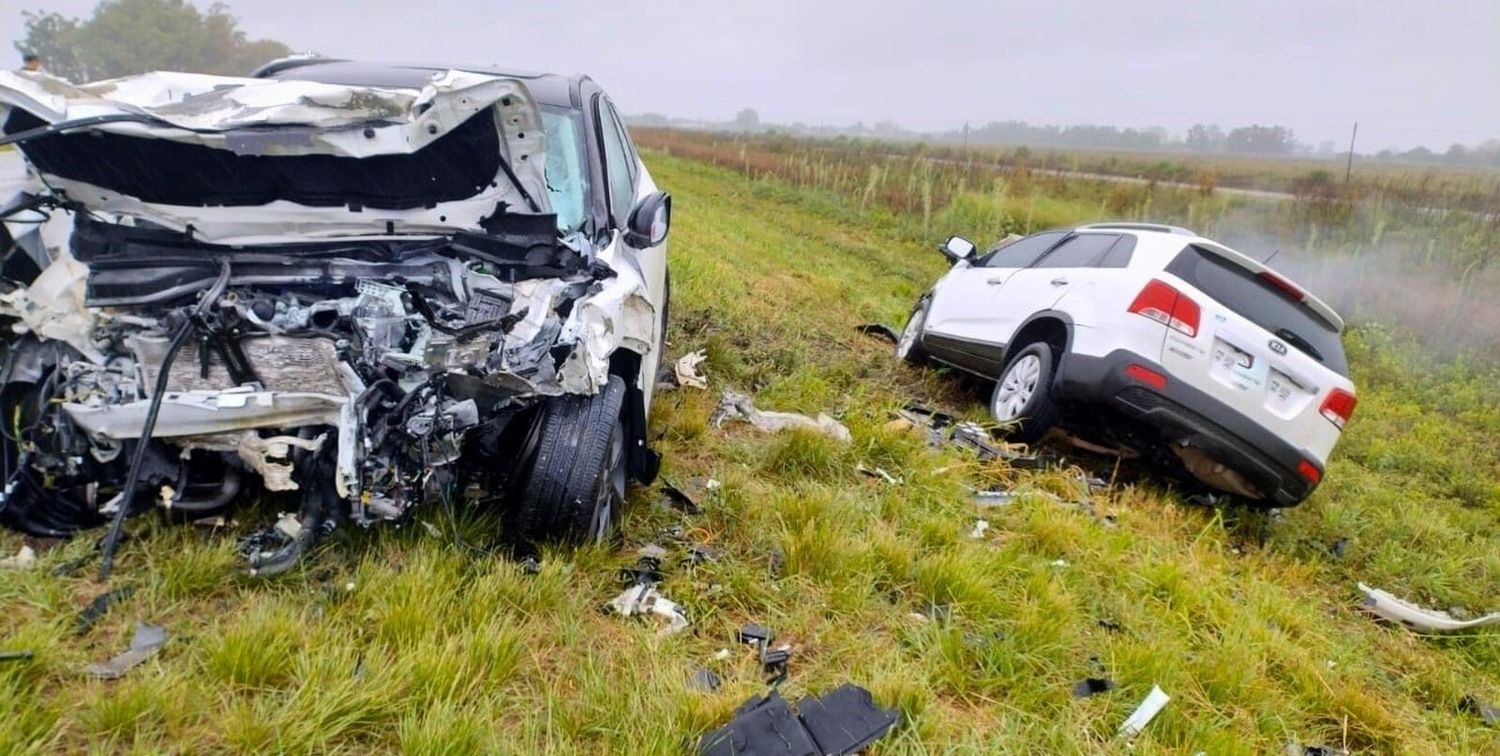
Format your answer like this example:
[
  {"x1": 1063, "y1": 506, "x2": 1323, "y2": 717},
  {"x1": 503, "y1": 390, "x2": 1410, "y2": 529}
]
[
  {"x1": 939, "y1": 235, "x2": 976, "y2": 264},
  {"x1": 625, "y1": 192, "x2": 671, "y2": 248}
]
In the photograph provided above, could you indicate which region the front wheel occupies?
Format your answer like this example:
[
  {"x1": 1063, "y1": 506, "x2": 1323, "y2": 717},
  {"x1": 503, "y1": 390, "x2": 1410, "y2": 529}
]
[
  {"x1": 990, "y1": 342, "x2": 1062, "y2": 444},
  {"x1": 896, "y1": 299, "x2": 930, "y2": 364},
  {"x1": 510, "y1": 375, "x2": 628, "y2": 544}
]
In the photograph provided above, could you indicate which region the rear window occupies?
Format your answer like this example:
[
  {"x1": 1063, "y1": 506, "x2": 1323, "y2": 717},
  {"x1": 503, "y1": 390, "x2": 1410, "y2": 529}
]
[{"x1": 1166, "y1": 245, "x2": 1349, "y2": 376}]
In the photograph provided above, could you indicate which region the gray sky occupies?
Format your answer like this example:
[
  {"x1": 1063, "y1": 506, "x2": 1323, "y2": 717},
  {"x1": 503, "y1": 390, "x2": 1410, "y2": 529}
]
[{"x1": 6, "y1": 0, "x2": 1497, "y2": 151}]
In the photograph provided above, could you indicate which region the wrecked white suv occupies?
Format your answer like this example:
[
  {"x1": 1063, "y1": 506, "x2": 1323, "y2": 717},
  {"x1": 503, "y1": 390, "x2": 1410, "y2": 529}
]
[
  {"x1": 0, "y1": 60, "x2": 670, "y2": 573},
  {"x1": 898, "y1": 223, "x2": 1356, "y2": 507}
]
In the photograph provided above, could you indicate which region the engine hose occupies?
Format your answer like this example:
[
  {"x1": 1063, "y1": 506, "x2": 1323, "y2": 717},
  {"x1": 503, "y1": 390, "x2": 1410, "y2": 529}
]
[
  {"x1": 98, "y1": 260, "x2": 232, "y2": 580},
  {"x1": 245, "y1": 454, "x2": 334, "y2": 578}
]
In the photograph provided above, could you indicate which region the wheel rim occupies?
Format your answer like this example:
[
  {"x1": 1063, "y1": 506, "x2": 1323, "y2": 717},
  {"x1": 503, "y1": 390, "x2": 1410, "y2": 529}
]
[
  {"x1": 589, "y1": 421, "x2": 627, "y2": 543},
  {"x1": 993, "y1": 354, "x2": 1042, "y2": 421},
  {"x1": 896, "y1": 304, "x2": 924, "y2": 358}
]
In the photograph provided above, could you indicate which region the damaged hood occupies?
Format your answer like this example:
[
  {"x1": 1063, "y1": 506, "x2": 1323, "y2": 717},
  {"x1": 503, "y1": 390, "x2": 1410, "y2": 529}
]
[{"x1": 0, "y1": 69, "x2": 550, "y2": 243}]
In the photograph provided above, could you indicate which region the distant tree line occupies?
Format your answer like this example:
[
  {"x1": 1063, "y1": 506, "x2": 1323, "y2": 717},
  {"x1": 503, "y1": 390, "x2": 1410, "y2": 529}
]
[{"x1": 14, "y1": 0, "x2": 290, "y2": 82}]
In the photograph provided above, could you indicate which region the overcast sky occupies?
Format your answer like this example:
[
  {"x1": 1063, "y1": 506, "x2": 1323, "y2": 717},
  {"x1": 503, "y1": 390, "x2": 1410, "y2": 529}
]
[{"x1": 5, "y1": 0, "x2": 1497, "y2": 151}]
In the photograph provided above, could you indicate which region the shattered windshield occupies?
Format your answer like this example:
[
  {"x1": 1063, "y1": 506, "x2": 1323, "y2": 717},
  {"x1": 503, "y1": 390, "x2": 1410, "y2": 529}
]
[{"x1": 541, "y1": 105, "x2": 588, "y2": 234}]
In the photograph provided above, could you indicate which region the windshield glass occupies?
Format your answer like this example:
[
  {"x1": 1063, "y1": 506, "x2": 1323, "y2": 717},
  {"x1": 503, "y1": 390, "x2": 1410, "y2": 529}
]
[{"x1": 540, "y1": 105, "x2": 588, "y2": 233}]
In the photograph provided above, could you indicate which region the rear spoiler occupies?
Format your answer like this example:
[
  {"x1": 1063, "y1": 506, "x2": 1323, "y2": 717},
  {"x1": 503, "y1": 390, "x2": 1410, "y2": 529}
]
[{"x1": 1191, "y1": 241, "x2": 1344, "y2": 332}]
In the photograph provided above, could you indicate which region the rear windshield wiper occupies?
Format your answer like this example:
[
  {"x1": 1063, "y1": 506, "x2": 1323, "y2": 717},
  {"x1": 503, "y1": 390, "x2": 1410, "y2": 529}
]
[{"x1": 1274, "y1": 327, "x2": 1324, "y2": 363}]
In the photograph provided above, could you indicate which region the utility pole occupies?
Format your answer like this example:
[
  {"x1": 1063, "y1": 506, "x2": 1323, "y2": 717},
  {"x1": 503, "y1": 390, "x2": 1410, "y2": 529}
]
[
  {"x1": 962, "y1": 121, "x2": 970, "y2": 155},
  {"x1": 1344, "y1": 121, "x2": 1358, "y2": 184}
]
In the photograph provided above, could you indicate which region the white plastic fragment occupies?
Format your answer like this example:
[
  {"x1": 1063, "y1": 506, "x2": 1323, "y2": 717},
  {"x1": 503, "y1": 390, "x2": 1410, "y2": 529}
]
[
  {"x1": 0, "y1": 545, "x2": 37, "y2": 570},
  {"x1": 856, "y1": 462, "x2": 902, "y2": 485},
  {"x1": 674, "y1": 350, "x2": 709, "y2": 390},
  {"x1": 1357, "y1": 583, "x2": 1500, "y2": 633},
  {"x1": 606, "y1": 584, "x2": 690, "y2": 636},
  {"x1": 712, "y1": 391, "x2": 852, "y2": 442},
  {"x1": 968, "y1": 520, "x2": 990, "y2": 539},
  {"x1": 1118, "y1": 685, "x2": 1170, "y2": 737}
]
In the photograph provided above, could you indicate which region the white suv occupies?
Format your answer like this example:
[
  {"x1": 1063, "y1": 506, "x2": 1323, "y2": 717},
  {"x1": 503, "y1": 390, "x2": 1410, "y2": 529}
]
[{"x1": 896, "y1": 222, "x2": 1357, "y2": 507}]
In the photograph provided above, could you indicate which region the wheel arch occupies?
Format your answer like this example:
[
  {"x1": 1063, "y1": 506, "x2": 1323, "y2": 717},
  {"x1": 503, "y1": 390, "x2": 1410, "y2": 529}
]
[{"x1": 1000, "y1": 311, "x2": 1073, "y2": 376}]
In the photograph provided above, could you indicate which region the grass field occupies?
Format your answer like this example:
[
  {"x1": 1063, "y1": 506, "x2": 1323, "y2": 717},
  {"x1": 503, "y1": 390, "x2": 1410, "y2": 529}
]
[{"x1": 1, "y1": 150, "x2": 1497, "y2": 753}]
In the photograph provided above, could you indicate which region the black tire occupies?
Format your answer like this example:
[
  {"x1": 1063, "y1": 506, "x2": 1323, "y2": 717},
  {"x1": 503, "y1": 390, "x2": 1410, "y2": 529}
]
[
  {"x1": 989, "y1": 342, "x2": 1063, "y2": 444},
  {"x1": 511, "y1": 375, "x2": 629, "y2": 544},
  {"x1": 895, "y1": 298, "x2": 930, "y2": 364}
]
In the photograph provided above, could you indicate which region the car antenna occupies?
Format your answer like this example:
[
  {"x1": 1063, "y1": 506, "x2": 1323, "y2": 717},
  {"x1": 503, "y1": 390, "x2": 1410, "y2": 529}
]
[{"x1": 1261, "y1": 248, "x2": 1281, "y2": 265}]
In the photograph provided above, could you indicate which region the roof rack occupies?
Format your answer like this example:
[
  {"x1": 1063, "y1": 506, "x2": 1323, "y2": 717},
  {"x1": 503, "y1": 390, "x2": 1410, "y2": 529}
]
[{"x1": 1077, "y1": 222, "x2": 1197, "y2": 237}]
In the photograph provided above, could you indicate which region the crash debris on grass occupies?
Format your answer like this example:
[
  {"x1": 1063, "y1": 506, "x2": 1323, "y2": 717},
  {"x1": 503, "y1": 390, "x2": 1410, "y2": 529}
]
[
  {"x1": 893, "y1": 404, "x2": 1045, "y2": 467},
  {"x1": 605, "y1": 583, "x2": 690, "y2": 636},
  {"x1": 75, "y1": 585, "x2": 134, "y2": 636},
  {"x1": 739, "y1": 624, "x2": 793, "y2": 685},
  {"x1": 83, "y1": 622, "x2": 167, "y2": 680},
  {"x1": 712, "y1": 391, "x2": 851, "y2": 442},
  {"x1": 1071, "y1": 677, "x2": 1116, "y2": 698},
  {"x1": 699, "y1": 684, "x2": 900, "y2": 756},
  {"x1": 1357, "y1": 583, "x2": 1500, "y2": 633},
  {"x1": 1460, "y1": 694, "x2": 1500, "y2": 727},
  {"x1": 0, "y1": 544, "x2": 37, "y2": 569},
  {"x1": 674, "y1": 350, "x2": 709, "y2": 390},
  {"x1": 0, "y1": 649, "x2": 35, "y2": 662},
  {"x1": 1117, "y1": 685, "x2": 1170, "y2": 738},
  {"x1": 856, "y1": 462, "x2": 902, "y2": 485}
]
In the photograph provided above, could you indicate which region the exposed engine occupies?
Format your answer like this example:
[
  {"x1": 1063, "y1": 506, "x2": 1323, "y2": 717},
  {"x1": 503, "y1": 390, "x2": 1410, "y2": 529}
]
[{"x1": 0, "y1": 213, "x2": 653, "y2": 575}]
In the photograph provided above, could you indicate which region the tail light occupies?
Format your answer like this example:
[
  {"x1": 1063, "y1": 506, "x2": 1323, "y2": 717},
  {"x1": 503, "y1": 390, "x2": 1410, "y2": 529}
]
[
  {"x1": 1257, "y1": 271, "x2": 1305, "y2": 302},
  {"x1": 1319, "y1": 388, "x2": 1357, "y2": 430},
  {"x1": 1125, "y1": 363, "x2": 1168, "y2": 390},
  {"x1": 1297, "y1": 459, "x2": 1322, "y2": 484},
  {"x1": 1128, "y1": 279, "x2": 1201, "y2": 337}
]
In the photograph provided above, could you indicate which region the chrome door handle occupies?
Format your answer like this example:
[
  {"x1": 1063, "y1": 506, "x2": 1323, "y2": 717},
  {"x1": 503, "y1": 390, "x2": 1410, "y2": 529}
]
[
  {"x1": 1050, "y1": 277, "x2": 1069, "y2": 286},
  {"x1": 986, "y1": 277, "x2": 1005, "y2": 285}
]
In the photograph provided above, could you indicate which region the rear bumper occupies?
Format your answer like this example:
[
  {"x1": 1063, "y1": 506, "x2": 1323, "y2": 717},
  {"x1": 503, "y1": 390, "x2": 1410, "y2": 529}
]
[{"x1": 1054, "y1": 349, "x2": 1319, "y2": 506}]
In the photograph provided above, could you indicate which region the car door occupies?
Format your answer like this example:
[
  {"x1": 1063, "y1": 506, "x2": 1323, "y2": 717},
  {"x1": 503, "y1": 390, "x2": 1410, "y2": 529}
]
[
  {"x1": 991, "y1": 231, "x2": 1125, "y2": 340},
  {"x1": 596, "y1": 96, "x2": 668, "y2": 405},
  {"x1": 924, "y1": 231, "x2": 1066, "y2": 374}
]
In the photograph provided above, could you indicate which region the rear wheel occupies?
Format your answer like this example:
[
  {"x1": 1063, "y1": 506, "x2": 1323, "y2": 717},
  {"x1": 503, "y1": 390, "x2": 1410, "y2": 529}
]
[
  {"x1": 511, "y1": 375, "x2": 628, "y2": 544},
  {"x1": 990, "y1": 342, "x2": 1063, "y2": 444},
  {"x1": 896, "y1": 298, "x2": 930, "y2": 364}
]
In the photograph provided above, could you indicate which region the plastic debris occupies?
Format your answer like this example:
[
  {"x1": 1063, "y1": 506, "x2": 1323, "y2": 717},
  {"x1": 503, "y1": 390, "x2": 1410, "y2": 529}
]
[
  {"x1": 896, "y1": 403, "x2": 1046, "y2": 466},
  {"x1": 739, "y1": 624, "x2": 793, "y2": 685},
  {"x1": 0, "y1": 649, "x2": 35, "y2": 662},
  {"x1": 968, "y1": 520, "x2": 990, "y2": 539},
  {"x1": 1072, "y1": 678, "x2": 1116, "y2": 697},
  {"x1": 605, "y1": 584, "x2": 689, "y2": 636},
  {"x1": 1357, "y1": 583, "x2": 1500, "y2": 633},
  {"x1": 84, "y1": 622, "x2": 168, "y2": 680},
  {"x1": 688, "y1": 666, "x2": 723, "y2": 693},
  {"x1": 974, "y1": 490, "x2": 1016, "y2": 507},
  {"x1": 699, "y1": 684, "x2": 900, "y2": 756},
  {"x1": 1118, "y1": 685, "x2": 1170, "y2": 737},
  {"x1": 854, "y1": 323, "x2": 899, "y2": 344},
  {"x1": 1285, "y1": 745, "x2": 1348, "y2": 756},
  {"x1": 712, "y1": 391, "x2": 851, "y2": 442},
  {"x1": 1461, "y1": 694, "x2": 1500, "y2": 727},
  {"x1": 75, "y1": 585, "x2": 134, "y2": 636},
  {"x1": 675, "y1": 350, "x2": 709, "y2": 390},
  {"x1": 856, "y1": 462, "x2": 901, "y2": 485},
  {"x1": 659, "y1": 481, "x2": 703, "y2": 514},
  {"x1": 0, "y1": 544, "x2": 37, "y2": 569}
]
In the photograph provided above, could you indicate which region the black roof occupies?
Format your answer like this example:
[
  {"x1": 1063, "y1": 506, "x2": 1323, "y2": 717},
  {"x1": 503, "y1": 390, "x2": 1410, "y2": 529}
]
[{"x1": 252, "y1": 58, "x2": 584, "y2": 109}]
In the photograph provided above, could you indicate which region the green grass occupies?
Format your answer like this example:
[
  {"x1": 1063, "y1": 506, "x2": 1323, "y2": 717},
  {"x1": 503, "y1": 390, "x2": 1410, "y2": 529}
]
[{"x1": 1, "y1": 152, "x2": 1497, "y2": 753}]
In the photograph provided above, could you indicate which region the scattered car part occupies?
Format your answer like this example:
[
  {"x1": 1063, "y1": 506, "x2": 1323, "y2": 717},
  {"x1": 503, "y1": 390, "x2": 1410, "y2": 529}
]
[
  {"x1": 1072, "y1": 678, "x2": 1116, "y2": 698},
  {"x1": 1118, "y1": 685, "x2": 1170, "y2": 737},
  {"x1": 712, "y1": 391, "x2": 851, "y2": 442},
  {"x1": 0, "y1": 544, "x2": 36, "y2": 569},
  {"x1": 605, "y1": 583, "x2": 689, "y2": 636},
  {"x1": 856, "y1": 462, "x2": 901, "y2": 485},
  {"x1": 698, "y1": 685, "x2": 899, "y2": 756},
  {"x1": 674, "y1": 350, "x2": 709, "y2": 390},
  {"x1": 688, "y1": 666, "x2": 722, "y2": 693},
  {"x1": 974, "y1": 490, "x2": 1017, "y2": 507},
  {"x1": 83, "y1": 621, "x2": 167, "y2": 680},
  {"x1": 855, "y1": 323, "x2": 899, "y2": 344},
  {"x1": 1461, "y1": 694, "x2": 1500, "y2": 727},
  {"x1": 659, "y1": 481, "x2": 702, "y2": 514},
  {"x1": 75, "y1": 585, "x2": 134, "y2": 636},
  {"x1": 797, "y1": 684, "x2": 902, "y2": 755},
  {"x1": 1285, "y1": 745, "x2": 1348, "y2": 756},
  {"x1": 1357, "y1": 583, "x2": 1500, "y2": 633},
  {"x1": 0, "y1": 649, "x2": 35, "y2": 662},
  {"x1": 739, "y1": 624, "x2": 792, "y2": 685},
  {"x1": 968, "y1": 520, "x2": 990, "y2": 539}
]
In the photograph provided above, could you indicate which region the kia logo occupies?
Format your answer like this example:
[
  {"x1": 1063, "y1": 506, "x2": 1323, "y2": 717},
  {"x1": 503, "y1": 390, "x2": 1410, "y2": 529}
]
[{"x1": 1268, "y1": 339, "x2": 1287, "y2": 356}]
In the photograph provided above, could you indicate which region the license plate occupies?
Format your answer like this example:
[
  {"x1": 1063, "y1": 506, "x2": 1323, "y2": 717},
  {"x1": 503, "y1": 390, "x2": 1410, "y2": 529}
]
[{"x1": 1210, "y1": 340, "x2": 1265, "y2": 392}]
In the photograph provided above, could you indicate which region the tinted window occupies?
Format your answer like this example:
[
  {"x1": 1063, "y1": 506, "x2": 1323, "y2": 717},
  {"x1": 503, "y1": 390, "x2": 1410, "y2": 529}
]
[
  {"x1": 540, "y1": 106, "x2": 588, "y2": 233},
  {"x1": 1166, "y1": 245, "x2": 1349, "y2": 375},
  {"x1": 1098, "y1": 235, "x2": 1136, "y2": 268},
  {"x1": 1035, "y1": 233, "x2": 1119, "y2": 268},
  {"x1": 598, "y1": 100, "x2": 637, "y2": 220},
  {"x1": 982, "y1": 231, "x2": 1065, "y2": 268}
]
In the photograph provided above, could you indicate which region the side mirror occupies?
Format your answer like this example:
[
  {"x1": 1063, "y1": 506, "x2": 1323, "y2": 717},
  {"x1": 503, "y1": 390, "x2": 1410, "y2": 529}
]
[
  {"x1": 624, "y1": 191, "x2": 671, "y2": 248},
  {"x1": 938, "y1": 235, "x2": 976, "y2": 264}
]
